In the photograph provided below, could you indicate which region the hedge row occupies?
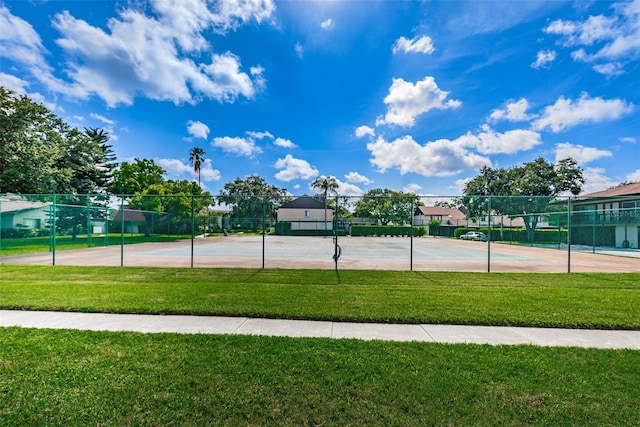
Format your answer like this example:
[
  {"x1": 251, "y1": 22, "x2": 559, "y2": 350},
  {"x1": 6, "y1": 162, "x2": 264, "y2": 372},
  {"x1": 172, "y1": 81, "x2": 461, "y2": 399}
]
[
  {"x1": 453, "y1": 227, "x2": 567, "y2": 243},
  {"x1": 274, "y1": 222, "x2": 345, "y2": 236},
  {"x1": 350, "y1": 225, "x2": 426, "y2": 237},
  {"x1": 0, "y1": 228, "x2": 50, "y2": 238}
]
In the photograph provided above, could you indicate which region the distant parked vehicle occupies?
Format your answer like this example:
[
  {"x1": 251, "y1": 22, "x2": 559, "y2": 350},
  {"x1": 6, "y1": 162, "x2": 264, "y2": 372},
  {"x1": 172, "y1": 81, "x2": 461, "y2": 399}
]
[{"x1": 459, "y1": 231, "x2": 487, "y2": 242}]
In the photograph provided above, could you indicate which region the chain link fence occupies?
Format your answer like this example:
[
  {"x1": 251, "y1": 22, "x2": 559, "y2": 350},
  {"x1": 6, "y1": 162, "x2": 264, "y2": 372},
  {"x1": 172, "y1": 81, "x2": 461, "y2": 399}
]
[{"x1": 1, "y1": 193, "x2": 639, "y2": 272}]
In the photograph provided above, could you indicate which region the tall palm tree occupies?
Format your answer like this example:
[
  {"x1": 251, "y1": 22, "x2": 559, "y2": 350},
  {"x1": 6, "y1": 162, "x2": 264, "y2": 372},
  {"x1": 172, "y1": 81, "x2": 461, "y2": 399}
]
[
  {"x1": 311, "y1": 175, "x2": 339, "y2": 230},
  {"x1": 189, "y1": 147, "x2": 205, "y2": 186}
]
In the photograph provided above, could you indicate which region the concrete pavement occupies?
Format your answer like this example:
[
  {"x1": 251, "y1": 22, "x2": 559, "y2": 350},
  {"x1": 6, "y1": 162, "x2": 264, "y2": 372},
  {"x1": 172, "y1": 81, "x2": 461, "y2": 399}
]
[{"x1": 2, "y1": 310, "x2": 640, "y2": 349}]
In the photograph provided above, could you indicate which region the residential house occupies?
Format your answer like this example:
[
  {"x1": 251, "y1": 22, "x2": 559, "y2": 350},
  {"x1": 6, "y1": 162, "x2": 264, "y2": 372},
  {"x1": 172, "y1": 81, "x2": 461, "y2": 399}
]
[
  {"x1": 113, "y1": 206, "x2": 147, "y2": 234},
  {"x1": 277, "y1": 195, "x2": 334, "y2": 231},
  {"x1": 0, "y1": 194, "x2": 50, "y2": 230},
  {"x1": 571, "y1": 182, "x2": 640, "y2": 248}
]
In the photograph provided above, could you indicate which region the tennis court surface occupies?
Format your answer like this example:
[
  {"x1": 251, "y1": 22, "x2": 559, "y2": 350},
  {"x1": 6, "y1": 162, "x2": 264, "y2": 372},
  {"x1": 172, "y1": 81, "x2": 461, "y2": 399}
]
[{"x1": 3, "y1": 235, "x2": 639, "y2": 273}]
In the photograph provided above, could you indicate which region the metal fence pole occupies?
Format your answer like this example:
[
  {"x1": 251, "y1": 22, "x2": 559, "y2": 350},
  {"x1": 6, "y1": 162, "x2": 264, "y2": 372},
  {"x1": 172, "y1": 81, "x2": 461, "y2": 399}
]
[
  {"x1": 120, "y1": 196, "x2": 125, "y2": 267},
  {"x1": 487, "y1": 196, "x2": 491, "y2": 273},
  {"x1": 410, "y1": 198, "x2": 414, "y2": 272},
  {"x1": 52, "y1": 195, "x2": 57, "y2": 266},
  {"x1": 567, "y1": 197, "x2": 572, "y2": 273},
  {"x1": 262, "y1": 196, "x2": 266, "y2": 269},
  {"x1": 190, "y1": 195, "x2": 195, "y2": 268}
]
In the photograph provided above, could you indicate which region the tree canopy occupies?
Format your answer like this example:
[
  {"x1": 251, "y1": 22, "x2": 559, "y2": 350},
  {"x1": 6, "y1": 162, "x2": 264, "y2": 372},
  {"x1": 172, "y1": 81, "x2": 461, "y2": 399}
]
[
  {"x1": 218, "y1": 175, "x2": 289, "y2": 225},
  {"x1": 462, "y1": 157, "x2": 584, "y2": 241},
  {"x1": 354, "y1": 188, "x2": 422, "y2": 225},
  {"x1": 0, "y1": 87, "x2": 114, "y2": 195}
]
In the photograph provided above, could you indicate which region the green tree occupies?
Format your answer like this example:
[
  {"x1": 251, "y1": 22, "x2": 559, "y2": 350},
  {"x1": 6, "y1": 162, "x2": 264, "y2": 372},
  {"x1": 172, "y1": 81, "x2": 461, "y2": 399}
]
[
  {"x1": 110, "y1": 158, "x2": 165, "y2": 195},
  {"x1": 189, "y1": 147, "x2": 205, "y2": 186},
  {"x1": 354, "y1": 189, "x2": 422, "y2": 225},
  {"x1": 311, "y1": 176, "x2": 340, "y2": 230},
  {"x1": 462, "y1": 157, "x2": 584, "y2": 242},
  {"x1": 129, "y1": 180, "x2": 213, "y2": 237},
  {"x1": 85, "y1": 128, "x2": 117, "y2": 191},
  {"x1": 428, "y1": 219, "x2": 441, "y2": 236},
  {"x1": 218, "y1": 175, "x2": 289, "y2": 231},
  {"x1": 0, "y1": 88, "x2": 112, "y2": 195}
]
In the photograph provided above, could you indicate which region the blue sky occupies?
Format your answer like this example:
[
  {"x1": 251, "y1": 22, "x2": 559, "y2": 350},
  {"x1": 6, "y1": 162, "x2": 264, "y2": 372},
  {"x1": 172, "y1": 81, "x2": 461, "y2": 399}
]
[{"x1": 1, "y1": 0, "x2": 639, "y2": 199}]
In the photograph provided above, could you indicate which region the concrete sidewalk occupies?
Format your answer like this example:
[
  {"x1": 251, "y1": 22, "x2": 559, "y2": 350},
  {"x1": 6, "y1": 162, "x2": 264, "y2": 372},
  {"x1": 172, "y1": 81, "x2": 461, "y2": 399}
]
[{"x1": 2, "y1": 310, "x2": 640, "y2": 349}]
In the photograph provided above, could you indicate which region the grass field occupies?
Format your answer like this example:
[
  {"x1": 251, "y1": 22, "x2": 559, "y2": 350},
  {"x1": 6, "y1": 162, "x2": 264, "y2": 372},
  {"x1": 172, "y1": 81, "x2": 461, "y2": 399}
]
[
  {"x1": 1, "y1": 266, "x2": 639, "y2": 329},
  {"x1": 2, "y1": 266, "x2": 639, "y2": 425},
  {"x1": 1, "y1": 328, "x2": 639, "y2": 426},
  {"x1": 0, "y1": 233, "x2": 193, "y2": 256}
]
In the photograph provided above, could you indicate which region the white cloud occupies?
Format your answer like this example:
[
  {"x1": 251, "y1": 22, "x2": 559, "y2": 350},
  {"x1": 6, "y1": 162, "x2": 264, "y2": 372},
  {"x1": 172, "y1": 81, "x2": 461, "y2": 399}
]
[
  {"x1": 489, "y1": 98, "x2": 533, "y2": 122},
  {"x1": 581, "y1": 167, "x2": 618, "y2": 194},
  {"x1": 367, "y1": 135, "x2": 491, "y2": 177},
  {"x1": 0, "y1": 5, "x2": 82, "y2": 98},
  {"x1": 199, "y1": 159, "x2": 221, "y2": 182},
  {"x1": 44, "y1": 1, "x2": 273, "y2": 107},
  {"x1": 554, "y1": 142, "x2": 613, "y2": 164},
  {"x1": 156, "y1": 157, "x2": 220, "y2": 183},
  {"x1": 90, "y1": 113, "x2": 115, "y2": 125},
  {"x1": 472, "y1": 125, "x2": 542, "y2": 154},
  {"x1": 531, "y1": 50, "x2": 556, "y2": 69},
  {"x1": 544, "y1": 1, "x2": 640, "y2": 74},
  {"x1": 311, "y1": 176, "x2": 363, "y2": 197},
  {"x1": 627, "y1": 169, "x2": 640, "y2": 182},
  {"x1": 274, "y1": 137, "x2": 296, "y2": 148},
  {"x1": 246, "y1": 131, "x2": 274, "y2": 140},
  {"x1": 344, "y1": 172, "x2": 372, "y2": 185},
  {"x1": 187, "y1": 120, "x2": 210, "y2": 139},
  {"x1": 0, "y1": 5, "x2": 45, "y2": 64},
  {"x1": 376, "y1": 76, "x2": 461, "y2": 127},
  {"x1": 392, "y1": 35, "x2": 435, "y2": 55},
  {"x1": 156, "y1": 158, "x2": 193, "y2": 175},
  {"x1": 212, "y1": 136, "x2": 262, "y2": 157},
  {"x1": 334, "y1": 178, "x2": 364, "y2": 197},
  {"x1": 403, "y1": 183, "x2": 422, "y2": 194},
  {"x1": 0, "y1": 72, "x2": 29, "y2": 93},
  {"x1": 532, "y1": 94, "x2": 633, "y2": 132},
  {"x1": 592, "y1": 62, "x2": 625, "y2": 76},
  {"x1": 295, "y1": 42, "x2": 304, "y2": 58},
  {"x1": 274, "y1": 154, "x2": 319, "y2": 182},
  {"x1": 320, "y1": 18, "x2": 333, "y2": 29},
  {"x1": 355, "y1": 125, "x2": 375, "y2": 138},
  {"x1": 619, "y1": 137, "x2": 637, "y2": 143},
  {"x1": 454, "y1": 177, "x2": 472, "y2": 194}
]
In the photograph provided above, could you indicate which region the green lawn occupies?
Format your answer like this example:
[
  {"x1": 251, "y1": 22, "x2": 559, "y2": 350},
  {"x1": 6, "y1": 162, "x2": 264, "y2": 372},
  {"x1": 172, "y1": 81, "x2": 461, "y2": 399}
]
[
  {"x1": 1, "y1": 266, "x2": 639, "y2": 329},
  {"x1": 2, "y1": 266, "x2": 640, "y2": 425},
  {"x1": 0, "y1": 233, "x2": 192, "y2": 256},
  {"x1": 1, "y1": 328, "x2": 639, "y2": 426}
]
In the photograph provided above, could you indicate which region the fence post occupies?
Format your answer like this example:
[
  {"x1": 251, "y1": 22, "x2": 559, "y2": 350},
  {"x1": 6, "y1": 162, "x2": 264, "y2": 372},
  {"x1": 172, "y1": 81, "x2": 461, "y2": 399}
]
[
  {"x1": 52, "y1": 195, "x2": 57, "y2": 266},
  {"x1": 487, "y1": 196, "x2": 491, "y2": 273},
  {"x1": 567, "y1": 197, "x2": 572, "y2": 273},
  {"x1": 410, "y1": 198, "x2": 414, "y2": 272},
  {"x1": 120, "y1": 196, "x2": 124, "y2": 267},
  {"x1": 592, "y1": 207, "x2": 596, "y2": 254},
  {"x1": 191, "y1": 195, "x2": 195, "y2": 269},
  {"x1": 86, "y1": 199, "x2": 91, "y2": 248},
  {"x1": 262, "y1": 196, "x2": 266, "y2": 269}
]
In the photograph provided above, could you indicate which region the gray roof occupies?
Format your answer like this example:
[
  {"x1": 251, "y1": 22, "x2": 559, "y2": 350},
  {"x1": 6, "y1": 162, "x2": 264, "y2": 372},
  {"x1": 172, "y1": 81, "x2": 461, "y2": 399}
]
[{"x1": 279, "y1": 195, "x2": 329, "y2": 210}]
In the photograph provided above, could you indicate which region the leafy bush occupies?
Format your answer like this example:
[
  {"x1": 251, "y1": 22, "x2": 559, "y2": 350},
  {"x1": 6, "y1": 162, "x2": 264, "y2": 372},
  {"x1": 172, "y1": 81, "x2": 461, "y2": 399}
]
[
  {"x1": 350, "y1": 225, "x2": 425, "y2": 237},
  {"x1": 454, "y1": 227, "x2": 567, "y2": 243},
  {"x1": 275, "y1": 222, "x2": 344, "y2": 236},
  {"x1": 1, "y1": 228, "x2": 49, "y2": 238}
]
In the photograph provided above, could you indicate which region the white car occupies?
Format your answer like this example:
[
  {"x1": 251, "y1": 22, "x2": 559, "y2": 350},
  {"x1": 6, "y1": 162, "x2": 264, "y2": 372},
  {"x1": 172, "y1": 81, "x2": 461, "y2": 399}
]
[{"x1": 459, "y1": 231, "x2": 487, "y2": 242}]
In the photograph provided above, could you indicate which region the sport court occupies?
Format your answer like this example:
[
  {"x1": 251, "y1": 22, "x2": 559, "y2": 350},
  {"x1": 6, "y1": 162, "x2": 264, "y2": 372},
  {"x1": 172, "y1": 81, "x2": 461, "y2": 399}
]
[{"x1": 3, "y1": 235, "x2": 639, "y2": 273}]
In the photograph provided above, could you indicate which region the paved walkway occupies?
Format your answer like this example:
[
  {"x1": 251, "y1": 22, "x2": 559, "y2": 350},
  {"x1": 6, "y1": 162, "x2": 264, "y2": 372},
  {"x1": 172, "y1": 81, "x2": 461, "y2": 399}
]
[{"x1": 2, "y1": 310, "x2": 640, "y2": 349}]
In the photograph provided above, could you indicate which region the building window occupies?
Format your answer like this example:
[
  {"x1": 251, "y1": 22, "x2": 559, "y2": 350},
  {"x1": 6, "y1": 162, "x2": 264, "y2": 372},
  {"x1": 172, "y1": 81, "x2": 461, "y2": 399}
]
[{"x1": 304, "y1": 210, "x2": 310, "y2": 218}]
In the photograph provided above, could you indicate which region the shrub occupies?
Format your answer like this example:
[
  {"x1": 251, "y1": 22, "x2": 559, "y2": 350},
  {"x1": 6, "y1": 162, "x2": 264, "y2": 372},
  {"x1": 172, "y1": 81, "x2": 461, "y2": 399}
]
[{"x1": 350, "y1": 225, "x2": 425, "y2": 237}]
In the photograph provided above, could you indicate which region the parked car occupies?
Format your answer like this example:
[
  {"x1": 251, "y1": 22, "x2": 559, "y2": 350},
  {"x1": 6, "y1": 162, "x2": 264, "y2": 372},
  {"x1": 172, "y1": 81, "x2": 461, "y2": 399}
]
[{"x1": 459, "y1": 231, "x2": 487, "y2": 242}]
